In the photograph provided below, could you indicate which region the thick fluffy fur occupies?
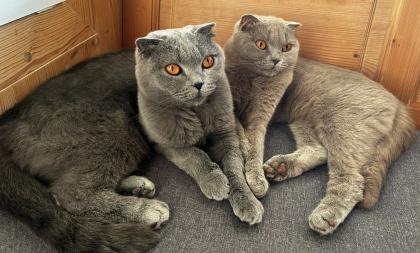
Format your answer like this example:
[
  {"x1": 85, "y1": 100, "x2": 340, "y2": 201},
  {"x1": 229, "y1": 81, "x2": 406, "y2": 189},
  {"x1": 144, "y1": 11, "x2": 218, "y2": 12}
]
[
  {"x1": 0, "y1": 51, "x2": 169, "y2": 252},
  {"x1": 135, "y1": 24, "x2": 264, "y2": 224},
  {"x1": 225, "y1": 15, "x2": 416, "y2": 234},
  {"x1": 224, "y1": 15, "x2": 300, "y2": 197}
]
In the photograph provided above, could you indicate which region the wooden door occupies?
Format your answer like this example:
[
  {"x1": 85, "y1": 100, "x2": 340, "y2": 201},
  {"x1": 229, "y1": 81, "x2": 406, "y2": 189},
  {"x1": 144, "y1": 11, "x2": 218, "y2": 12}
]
[{"x1": 0, "y1": 0, "x2": 122, "y2": 115}]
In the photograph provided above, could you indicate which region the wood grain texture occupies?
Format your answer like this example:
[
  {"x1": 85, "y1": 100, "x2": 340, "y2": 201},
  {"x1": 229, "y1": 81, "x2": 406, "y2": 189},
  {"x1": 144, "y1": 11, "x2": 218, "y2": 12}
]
[
  {"x1": 361, "y1": 0, "x2": 397, "y2": 80},
  {"x1": 0, "y1": 0, "x2": 122, "y2": 115},
  {"x1": 376, "y1": 0, "x2": 420, "y2": 127},
  {"x1": 0, "y1": 38, "x2": 99, "y2": 114},
  {"x1": 68, "y1": 0, "x2": 122, "y2": 55},
  {"x1": 159, "y1": 0, "x2": 376, "y2": 71},
  {"x1": 122, "y1": 0, "x2": 160, "y2": 48},
  {"x1": 378, "y1": 0, "x2": 420, "y2": 102},
  {"x1": 0, "y1": 3, "x2": 96, "y2": 91}
]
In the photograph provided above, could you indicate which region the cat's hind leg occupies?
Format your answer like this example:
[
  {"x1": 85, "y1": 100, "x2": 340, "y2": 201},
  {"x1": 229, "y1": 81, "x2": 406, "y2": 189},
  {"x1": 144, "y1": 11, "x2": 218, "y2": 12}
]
[
  {"x1": 50, "y1": 149, "x2": 169, "y2": 230},
  {"x1": 264, "y1": 121, "x2": 327, "y2": 181},
  {"x1": 360, "y1": 106, "x2": 415, "y2": 208},
  {"x1": 53, "y1": 181, "x2": 170, "y2": 230},
  {"x1": 308, "y1": 151, "x2": 365, "y2": 235}
]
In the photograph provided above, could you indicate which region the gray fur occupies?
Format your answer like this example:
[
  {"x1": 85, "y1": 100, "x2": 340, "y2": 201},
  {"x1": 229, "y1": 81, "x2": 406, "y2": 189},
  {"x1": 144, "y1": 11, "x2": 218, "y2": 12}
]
[
  {"x1": 0, "y1": 51, "x2": 169, "y2": 252},
  {"x1": 225, "y1": 14, "x2": 416, "y2": 234},
  {"x1": 135, "y1": 24, "x2": 264, "y2": 225}
]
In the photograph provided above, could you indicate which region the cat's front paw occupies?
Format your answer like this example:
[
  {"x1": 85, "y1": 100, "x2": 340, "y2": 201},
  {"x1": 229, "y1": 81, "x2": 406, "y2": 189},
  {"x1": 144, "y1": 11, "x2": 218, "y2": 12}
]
[
  {"x1": 141, "y1": 199, "x2": 170, "y2": 230},
  {"x1": 308, "y1": 206, "x2": 342, "y2": 235},
  {"x1": 119, "y1": 176, "x2": 156, "y2": 198},
  {"x1": 245, "y1": 164, "x2": 269, "y2": 198},
  {"x1": 263, "y1": 154, "x2": 301, "y2": 182},
  {"x1": 199, "y1": 169, "x2": 230, "y2": 201},
  {"x1": 230, "y1": 192, "x2": 264, "y2": 225}
]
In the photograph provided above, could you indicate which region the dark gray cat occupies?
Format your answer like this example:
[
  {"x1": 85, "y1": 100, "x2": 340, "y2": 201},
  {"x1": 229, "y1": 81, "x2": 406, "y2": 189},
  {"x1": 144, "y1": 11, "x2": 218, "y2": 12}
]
[
  {"x1": 135, "y1": 24, "x2": 264, "y2": 225},
  {"x1": 225, "y1": 14, "x2": 416, "y2": 235},
  {"x1": 0, "y1": 51, "x2": 169, "y2": 252}
]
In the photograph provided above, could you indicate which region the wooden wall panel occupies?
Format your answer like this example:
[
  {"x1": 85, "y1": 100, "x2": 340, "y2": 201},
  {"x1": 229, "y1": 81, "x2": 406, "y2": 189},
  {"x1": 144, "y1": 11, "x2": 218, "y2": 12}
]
[
  {"x1": 76, "y1": 0, "x2": 122, "y2": 54},
  {"x1": 361, "y1": 0, "x2": 397, "y2": 80},
  {"x1": 0, "y1": 3, "x2": 96, "y2": 91},
  {"x1": 122, "y1": 0, "x2": 160, "y2": 48},
  {"x1": 159, "y1": 0, "x2": 377, "y2": 71},
  {"x1": 0, "y1": 0, "x2": 122, "y2": 115},
  {"x1": 376, "y1": 0, "x2": 420, "y2": 127}
]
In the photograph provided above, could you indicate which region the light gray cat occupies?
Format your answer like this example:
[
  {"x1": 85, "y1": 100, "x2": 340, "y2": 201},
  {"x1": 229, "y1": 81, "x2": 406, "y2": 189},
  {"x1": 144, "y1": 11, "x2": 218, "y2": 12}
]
[
  {"x1": 225, "y1": 14, "x2": 416, "y2": 234},
  {"x1": 135, "y1": 23, "x2": 264, "y2": 225}
]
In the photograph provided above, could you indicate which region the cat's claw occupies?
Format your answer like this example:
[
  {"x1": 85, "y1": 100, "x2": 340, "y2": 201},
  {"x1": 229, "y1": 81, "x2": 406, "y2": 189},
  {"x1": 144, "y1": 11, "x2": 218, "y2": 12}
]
[{"x1": 200, "y1": 169, "x2": 230, "y2": 201}]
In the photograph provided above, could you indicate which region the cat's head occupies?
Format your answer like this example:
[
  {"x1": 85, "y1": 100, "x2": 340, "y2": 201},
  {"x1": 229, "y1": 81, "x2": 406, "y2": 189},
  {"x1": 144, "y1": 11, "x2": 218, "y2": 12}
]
[
  {"x1": 225, "y1": 14, "x2": 301, "y2": 77},
  {"x1": 135, "y1": 23, "x2": 225, "y2": 107}
]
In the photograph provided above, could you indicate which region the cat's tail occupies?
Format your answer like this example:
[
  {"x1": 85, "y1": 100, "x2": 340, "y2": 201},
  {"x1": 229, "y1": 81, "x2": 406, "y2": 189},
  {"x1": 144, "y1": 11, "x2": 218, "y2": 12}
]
[
  {"x1": 360, "y1": 104, "x2": 416, "y2": 208},
  {"x1": 0, "y1": 145, "x2": 159, "y2": 253}
]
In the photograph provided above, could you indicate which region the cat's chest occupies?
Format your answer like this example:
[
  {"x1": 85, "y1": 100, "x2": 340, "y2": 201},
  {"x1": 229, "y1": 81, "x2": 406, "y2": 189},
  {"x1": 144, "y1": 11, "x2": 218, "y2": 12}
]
[
  {"x1": 164, "y1": 105, "x2": 218, "y2": 147},
  {"x1": 194, "y1": 106, "x2": 217, "y2": 135},
  {"x1": 230, "y1": 78, "x2": 252, "y2": 118}
]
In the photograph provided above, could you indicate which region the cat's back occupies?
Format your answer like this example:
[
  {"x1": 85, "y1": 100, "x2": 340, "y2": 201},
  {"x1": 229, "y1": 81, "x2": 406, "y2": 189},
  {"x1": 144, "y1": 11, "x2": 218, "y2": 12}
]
[
  {"x1": 0, "y1": 50, "x2": 138, "y2": 146},
  {"x1": 289, "y1": 57, "x2": 399, "y2": 108},
  {"x1": 283, "y1": 57, "x2": 406, "y2": 130},
  {"x1": 1, "y1": 50, "x2": 136, "y2": 122}
]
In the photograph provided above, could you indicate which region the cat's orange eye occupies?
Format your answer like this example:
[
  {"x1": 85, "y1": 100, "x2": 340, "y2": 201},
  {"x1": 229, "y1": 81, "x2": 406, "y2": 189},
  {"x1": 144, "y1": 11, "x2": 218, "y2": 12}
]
[
  {"x1": 202, "y1": 55, "x2": 214, "y2": 69},
  {"x1": 282, "y1": 43, "x2": 293, "y2": 52},
  {"x1": 165, "y1": 64, "x2": 182, "y2": 75},
  {"x1": 255, "y1": 40, "x2": 267, "y2": 50}
]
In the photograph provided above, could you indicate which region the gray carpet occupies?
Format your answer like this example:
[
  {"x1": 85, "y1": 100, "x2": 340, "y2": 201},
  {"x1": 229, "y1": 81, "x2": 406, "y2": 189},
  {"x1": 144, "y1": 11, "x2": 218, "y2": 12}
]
[{"x1": 1, "y1": 124, "x2": 419, "y2": 253}]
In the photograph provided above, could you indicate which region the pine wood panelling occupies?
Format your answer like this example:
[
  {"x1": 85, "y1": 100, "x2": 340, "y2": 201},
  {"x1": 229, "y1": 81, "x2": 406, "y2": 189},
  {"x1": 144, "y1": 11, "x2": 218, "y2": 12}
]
[
  {"x1": 0, "y1": 3, "x2": 96, "y2": 91},
  {"x1": 377, "y1": 0, "x2": 420, "y2": 127},
  {"x1": 48, "y1": 0, "x2": 122, "y2": 56},
  {"x1": 361, "y1": 0, "x2": 397, "y2": 80},
  {"x1": 159, "y1": 0, "x2": 376, "y2": 71},
  {"x1": 0, "y1": 0, "x2": 122, "y2": 115},
  {"x1": 122, "y1": 0, "x2": 160, "y2": 48},
  {"x1": 0, "y1": 39, "x2": 99, "y2": 113}
]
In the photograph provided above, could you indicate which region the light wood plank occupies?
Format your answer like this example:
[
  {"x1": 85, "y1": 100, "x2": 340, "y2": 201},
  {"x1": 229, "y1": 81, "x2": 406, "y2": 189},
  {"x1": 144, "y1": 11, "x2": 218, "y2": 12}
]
[
  {"x1": 0, "y1": 0, "x2": 122, "y2": 115},
  {"x1": 361, "y1": 0, "x2": 397, "y2": 80},
  {"x1": 0, "y1": 3, "x2": 96, "y2": 91},
  {"x1": 378, "y1": 0, "x2": 420, "y2": 101},
  {"x1": 0, "y1": 36, "x2": 99, "y2": 114},
  {"x1": 122, "y1": 0, "x2": 154, "y2": 48},
  {"x1": 159, "y1": 0, "x2": 376, "y2": 70}
]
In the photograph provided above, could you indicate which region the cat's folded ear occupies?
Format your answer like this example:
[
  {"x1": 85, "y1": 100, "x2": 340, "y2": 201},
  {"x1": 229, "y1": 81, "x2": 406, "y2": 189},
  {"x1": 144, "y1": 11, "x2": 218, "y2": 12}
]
[
  {"x1": 194, "y1": 23, "x2": 216, "y2": 37},
  {"x1": 287, "y1": 21, "x2": 302, "y2": 32},
  {"x1": 135, "y1": 37, "x2": 164, "y2": 54},
  {"x1": 239, "y1": 14, "x2": 260, "y2": 31}
]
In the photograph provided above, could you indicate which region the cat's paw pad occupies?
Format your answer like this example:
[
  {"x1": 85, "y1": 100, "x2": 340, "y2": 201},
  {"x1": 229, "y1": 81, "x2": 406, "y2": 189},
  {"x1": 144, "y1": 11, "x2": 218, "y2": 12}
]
[
  {"x1": 200, "y1": 169, "x2": 230, "y2": 201},
  {"x1": 231, "y1": 193, "x2": 264, "y2": 225},
  {"x1": 120, "y1": 176, "x2": 156, "y2": 198},
  {"x1": 245, "y1": 169, "x2": 269, "y2": 198},
  {"x1": 142, "y1": 200, "x2": 170, "y2": 230},
  {"x1": 308, "y1": 207, "x2": 340, "y2": 235},
  {"x1": 263, "y1": 155, "x2": 299, "y2": 182}
]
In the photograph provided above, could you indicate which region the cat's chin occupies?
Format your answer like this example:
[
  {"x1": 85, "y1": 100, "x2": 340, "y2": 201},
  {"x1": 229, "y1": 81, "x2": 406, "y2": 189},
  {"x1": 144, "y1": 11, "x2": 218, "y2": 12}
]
[
  {"x1": 190, "y1": 95, "x2": 208, "y2": 106},
  {"x1": 176, "y1": 94, "x2": 208, "y2": 107}
]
